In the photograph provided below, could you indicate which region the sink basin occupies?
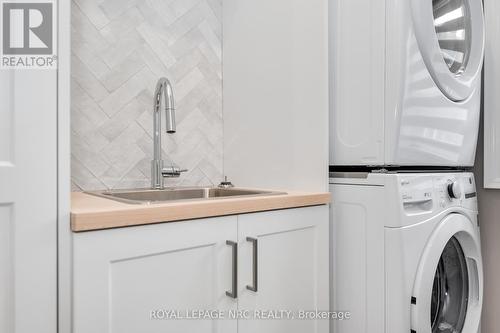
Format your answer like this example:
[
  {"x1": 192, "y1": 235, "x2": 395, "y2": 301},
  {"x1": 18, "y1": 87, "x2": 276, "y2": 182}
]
[{"x1": 86, "y1": 187, "x2": 286, "y2": 205}]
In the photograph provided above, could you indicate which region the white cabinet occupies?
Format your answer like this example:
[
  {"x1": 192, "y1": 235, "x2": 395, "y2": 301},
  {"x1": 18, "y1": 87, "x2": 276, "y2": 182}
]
[
  {"x1": 238, "y1": 207, "x2": 329, "y2": 333},
  {"x1": 73, "y1": 216, "x2": 238, "y2": 333},
  {"x1": 72, "y1": 206, "x2": 329, "y2": 333}
]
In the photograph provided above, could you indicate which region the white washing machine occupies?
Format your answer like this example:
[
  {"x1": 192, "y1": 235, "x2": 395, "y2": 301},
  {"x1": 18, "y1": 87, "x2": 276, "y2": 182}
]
[
  {"x1": 329, "y1": 172, "x2": 483, "y2": 333},
  {"x1": 329, "y1": 0, "x2": 485, "y2": 167}
]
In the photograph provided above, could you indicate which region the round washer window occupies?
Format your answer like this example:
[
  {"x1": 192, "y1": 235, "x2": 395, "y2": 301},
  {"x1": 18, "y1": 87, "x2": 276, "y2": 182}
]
[
  {"x1": 431, "y1": 236, "x2": 469, "y2": 333},
  {"x1": 432, "y1": 0, "x2": 472, "y2": 75}
]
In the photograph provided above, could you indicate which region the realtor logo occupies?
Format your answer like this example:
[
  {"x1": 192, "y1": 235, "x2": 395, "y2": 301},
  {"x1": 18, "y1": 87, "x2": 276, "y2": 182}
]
[{"x1": 1, "y1": 0, "x2": 57, "y2": 69}]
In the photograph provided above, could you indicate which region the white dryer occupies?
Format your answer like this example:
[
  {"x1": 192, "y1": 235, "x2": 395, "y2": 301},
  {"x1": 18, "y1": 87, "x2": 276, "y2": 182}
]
[
  {"x1": 329, "y1": 172, "x2": 482, "y2": 333},
  {"x1": 329, "y1": 0, "x2": 485, "y2": 167}
]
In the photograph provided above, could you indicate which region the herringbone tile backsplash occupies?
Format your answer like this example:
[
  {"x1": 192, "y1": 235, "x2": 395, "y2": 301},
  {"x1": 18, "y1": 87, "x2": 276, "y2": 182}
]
[{"x1": 71, "y1": 0, "x2": 223, "y2": 191}]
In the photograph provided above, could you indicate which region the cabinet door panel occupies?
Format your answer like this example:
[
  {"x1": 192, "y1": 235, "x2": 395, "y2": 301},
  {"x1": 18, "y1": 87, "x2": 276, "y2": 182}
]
[
  {"x1": 73, "y1": 216, "x2": 237, "y2": 333},
  {"x1": 237, "y1": 206, "x2": 329, "y2": 333}
]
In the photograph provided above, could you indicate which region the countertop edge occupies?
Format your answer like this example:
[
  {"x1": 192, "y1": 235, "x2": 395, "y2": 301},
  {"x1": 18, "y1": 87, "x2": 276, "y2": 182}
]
[{"x1": 71, "y1": 192, "x2": 330, "y2": 232}]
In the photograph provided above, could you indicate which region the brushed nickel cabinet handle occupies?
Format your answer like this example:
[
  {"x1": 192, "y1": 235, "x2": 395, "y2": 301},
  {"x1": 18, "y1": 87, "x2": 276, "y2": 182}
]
[
  {"x1": 246, "y1": 237, "x2": 258, "y2": 292},
  {"x1": 226, "y1": 240, "x2": 238, "y2": 299}
]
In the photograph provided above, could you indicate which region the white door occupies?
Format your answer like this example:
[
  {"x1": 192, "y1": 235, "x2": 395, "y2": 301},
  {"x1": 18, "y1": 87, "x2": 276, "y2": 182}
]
[
  {"x1": 0, "y1": 69, "x2": 58, "y2": 333},
  {"x1": 411, "y1": 214, "x2": 483, "y2": 333},
  {"x1": 237, "y1": 206, "x2": 329, "y2": 333},
  {"x1": 72, "y1": 217, "x2": 238, "y2": 333},
  {"x1": 411, "y1": 0, "x2": 484, "y2": 101}
]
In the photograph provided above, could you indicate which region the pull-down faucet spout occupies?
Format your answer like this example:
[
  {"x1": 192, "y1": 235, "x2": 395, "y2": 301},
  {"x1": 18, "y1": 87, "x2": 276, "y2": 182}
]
[
  {"x1": 151, "y1": 78, "x2": 186, "y2": 189},
  {"x1": 155, "y1": 77, "x2": 176, "y2": 134}
]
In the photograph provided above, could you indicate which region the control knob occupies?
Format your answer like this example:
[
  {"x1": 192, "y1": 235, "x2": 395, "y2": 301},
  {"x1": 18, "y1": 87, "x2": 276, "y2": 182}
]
[{"x1": 447, "y1": 180, "x2": 462, "y2": 199}]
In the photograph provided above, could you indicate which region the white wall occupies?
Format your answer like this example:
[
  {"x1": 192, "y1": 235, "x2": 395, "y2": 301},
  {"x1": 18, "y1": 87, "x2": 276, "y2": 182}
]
[
  {"x1": 223, "y1": 0, "x2": 329, "y2": 192},
  {"x1": 476, "y1": 1, "x2": 500, "y2": 330},
  {"x1": 58, "y1": 1, "x2": 72, "y2": 332}
]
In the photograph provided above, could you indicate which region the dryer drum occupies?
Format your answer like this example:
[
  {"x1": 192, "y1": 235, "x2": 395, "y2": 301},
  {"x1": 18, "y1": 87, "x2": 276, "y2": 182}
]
[{"x1": 430, "y1": 236, "x2": 469, "y2": 333}]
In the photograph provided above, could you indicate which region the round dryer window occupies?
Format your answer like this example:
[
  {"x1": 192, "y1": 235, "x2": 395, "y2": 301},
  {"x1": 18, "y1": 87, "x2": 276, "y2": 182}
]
[
  {"x1": 411, "y1": 0, "x2": 484, "y2": 101},
  {"x1": 432, "y1": 0, "x2": 472, "y2": 75},
  {"x1": 431, "y1": 236, "x2": 469, "y2": 333}
]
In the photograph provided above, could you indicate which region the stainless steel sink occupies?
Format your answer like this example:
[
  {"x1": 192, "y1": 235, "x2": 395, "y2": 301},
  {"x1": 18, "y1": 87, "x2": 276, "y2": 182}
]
[{"x1": 85, "y1": 187, "x2": 286, "y2": 205}]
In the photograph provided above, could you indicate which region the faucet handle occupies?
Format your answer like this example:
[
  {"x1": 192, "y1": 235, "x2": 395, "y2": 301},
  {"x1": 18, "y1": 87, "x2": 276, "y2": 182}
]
[
  {"x1": 162, "y1": 166, "x2": 188, "y2": 178},
  {"x1": 218, "y1": 176, "x2": 234, "y2": 188}
]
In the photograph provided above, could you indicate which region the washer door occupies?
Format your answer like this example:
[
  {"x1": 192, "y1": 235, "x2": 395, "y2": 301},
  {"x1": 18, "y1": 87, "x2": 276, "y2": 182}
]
[
  {"x1": 411, "y1": 0, "x2": 484, "y2": 101},
  {"x1": 411, "y1": 214, "x2": 483, "y2": 333}
]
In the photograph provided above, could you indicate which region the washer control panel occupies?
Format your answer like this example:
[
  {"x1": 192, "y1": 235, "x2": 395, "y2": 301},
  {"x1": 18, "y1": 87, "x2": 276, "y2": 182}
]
[
  {"x1": 400, "y1": 177, "x2": 433, "y2": 203},
  {"x1": 399, "y1": 173, "x2": 477, "y2": 214}
]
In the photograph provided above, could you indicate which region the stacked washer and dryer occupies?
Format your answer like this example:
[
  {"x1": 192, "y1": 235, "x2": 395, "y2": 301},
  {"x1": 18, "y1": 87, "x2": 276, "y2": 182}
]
[{"x1": 329, "y1": 0, "x2": 485, "y2": 332}]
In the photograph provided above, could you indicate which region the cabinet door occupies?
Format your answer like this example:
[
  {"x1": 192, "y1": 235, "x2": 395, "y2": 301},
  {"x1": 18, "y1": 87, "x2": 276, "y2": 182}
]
[
  {"x1": 237, "y1": 206, "x2": 329, "y2": 333},
  {"x1": 73, "y1": 216, "x2": 238, "y2": 333}
]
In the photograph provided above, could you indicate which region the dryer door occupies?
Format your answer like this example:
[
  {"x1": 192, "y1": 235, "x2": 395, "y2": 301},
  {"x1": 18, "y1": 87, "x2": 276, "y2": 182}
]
[
  {"x1": 411, "y1": 214, "x2": 482, "y2": 333},
  {"x1": 411, "y1": 0, "x2": 484, "y2": 101}
]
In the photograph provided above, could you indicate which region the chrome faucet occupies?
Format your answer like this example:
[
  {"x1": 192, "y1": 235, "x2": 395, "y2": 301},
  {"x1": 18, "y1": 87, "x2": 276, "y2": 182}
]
[{"x1": 151, "y1": 77, "x2": 187, "y2": 189}]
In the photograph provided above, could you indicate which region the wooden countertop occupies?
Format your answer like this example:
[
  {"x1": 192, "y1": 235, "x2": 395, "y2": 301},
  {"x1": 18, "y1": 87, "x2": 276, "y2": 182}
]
[{"x1": 71, "y1": 190, "x2": 331, "y2": 232}]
